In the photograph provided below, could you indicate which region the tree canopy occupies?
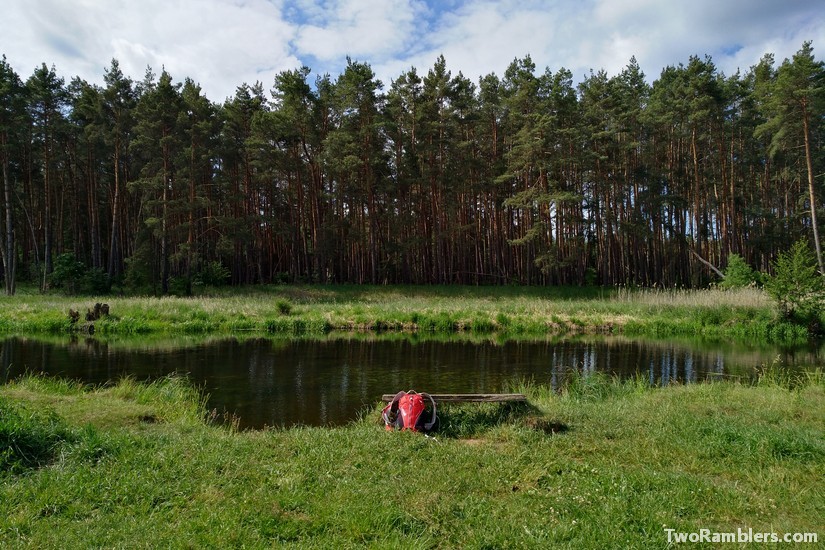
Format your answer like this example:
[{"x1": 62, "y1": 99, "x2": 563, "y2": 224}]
[{"x1": 0, "y1": 43, "x2": 823, "y2": 294}]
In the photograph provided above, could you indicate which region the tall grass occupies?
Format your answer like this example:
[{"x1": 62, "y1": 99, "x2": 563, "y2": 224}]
[
  {"x1": 0, "y1": 376, "x2": 115, "y2": 475},
  {"x1": 615, "y1": 286, "x2": 770, "y2": 308},
  {"x1": 0, "y1": 397, "x2": 73, "y2": 474},
  {"x1": 0, "y1": 285, "x2": 810, "y2": 343}
]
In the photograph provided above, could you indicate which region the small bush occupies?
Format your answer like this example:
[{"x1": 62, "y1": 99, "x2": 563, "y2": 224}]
[
  {"x1": 108, "y1": 316, "x2": 152, "y2": 334},
  {"x1": 181, "y1": 319, "x2": 217, "y2": 333},
  {"x1": 168, "y1": 276, "x2": 192, "y2": 297},
  {"x1": 720, "y1": 254, "x2": 758, "y2": 289},
  {"x1": 434, "y1": 313, "x2": 457, "y2": 332},
  {"x1": 194, "y1": 261, "x2": 231, "y2": 287},
  {"x1": 563, "y1": 372, "x2": 619, "y2": 401},
  {"x1": 764, "y1": 240, "x2": 825, "y2": 324},
  {"x1": 49, "y1": 253, "x2": 86, "y2": 294},
  {"x1": 276, "y1": 299, "x2": 293, "y2": 316},
  {"x1": 81, "y1": 267, "x2": 111, "y2": 294}
]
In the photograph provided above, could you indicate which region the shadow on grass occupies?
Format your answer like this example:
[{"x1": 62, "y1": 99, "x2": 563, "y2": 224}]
[
  {"x1": 434, "y1": 401, "x2": 569, "y2": 439},
  {"x1": 1, "y1": 398, "x2": 112, "y2": 475}
]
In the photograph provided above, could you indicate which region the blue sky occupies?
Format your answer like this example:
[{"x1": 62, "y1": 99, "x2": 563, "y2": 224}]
[{"x1": 3, "y1": 0, "x2": 824, "y2": 101}]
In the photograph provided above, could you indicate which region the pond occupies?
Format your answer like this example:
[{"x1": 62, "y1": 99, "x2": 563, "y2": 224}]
[{"x1": 1, "y1": 334, "x2": 822, "y2": 429}]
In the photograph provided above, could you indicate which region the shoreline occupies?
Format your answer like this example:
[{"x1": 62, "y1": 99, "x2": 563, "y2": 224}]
[{"x1": 0, "y1": 285, "x2": 813, "y2": 343}]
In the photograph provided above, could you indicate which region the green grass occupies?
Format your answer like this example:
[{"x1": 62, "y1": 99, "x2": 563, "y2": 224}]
[
  {"x1": 1, "y1": 372, "x2": 822, "y2": 548},
  {"x1": 0, "y1": 284, "x2": 815, "y2": 343}
]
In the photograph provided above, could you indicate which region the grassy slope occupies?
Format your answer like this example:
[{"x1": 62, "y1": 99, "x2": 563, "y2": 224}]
[
  {"x1": 0, "y1": 285, "x2": 809, "y2": 342},
  {"x1": 1, "y1": 374, "x2": 823, "y2": 548}
]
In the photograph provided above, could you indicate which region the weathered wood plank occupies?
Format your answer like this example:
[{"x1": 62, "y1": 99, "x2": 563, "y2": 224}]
[{"x1": 381, "y1": 393, "x2": 527, "y2": 403}]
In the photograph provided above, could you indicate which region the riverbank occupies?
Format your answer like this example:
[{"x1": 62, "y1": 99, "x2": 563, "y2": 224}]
[
  {"x1": 2, "y1": 372, "x2": 822, "y2": 548},
  {"x1": 0, "y1": 285, "x2": 812, "y2": 342}
]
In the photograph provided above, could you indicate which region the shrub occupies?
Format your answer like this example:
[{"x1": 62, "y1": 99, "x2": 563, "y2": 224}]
[
  {"x1": 194, "y1": 261, "x2": 231, "y2": 287},
  {"x1": 49, "y1": 253, "x2": 86, "y2": 294},
  {"x1": 584, "y1": 267, "x2": 598, "y2": 287},
  {"x1": 763, "y1": 240, "x2": 825, "y2": 324},
  {"x1": 168, "y1": 276, "x2": 192, "y2": 296},
  {"x1": 720, "y1": 253, "x2": 758, "y2": 289},
  {"x1": 276, "y1": 299, "x2": 292, "y2": 316},
  {"x1": 47, "y1": 254, "x2": 111, "y2": 295},
  {"x1": 81, "y1": 267, "x2": 110, "y2": 294}
]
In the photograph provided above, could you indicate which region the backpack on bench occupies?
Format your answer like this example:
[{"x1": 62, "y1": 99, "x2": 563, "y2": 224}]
[{"x1": 382, "y1": 390, "x2": 439, "y2": 433}]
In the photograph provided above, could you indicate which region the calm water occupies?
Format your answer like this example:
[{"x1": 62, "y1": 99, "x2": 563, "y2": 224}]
[{"x1": 1, "y1": 335, "x2": 822, "y2": 429}]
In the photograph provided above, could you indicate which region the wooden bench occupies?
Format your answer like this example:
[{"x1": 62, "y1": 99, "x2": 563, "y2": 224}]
[{"x1": 381, "y1": 393, "x2": 527, "y2": 403}]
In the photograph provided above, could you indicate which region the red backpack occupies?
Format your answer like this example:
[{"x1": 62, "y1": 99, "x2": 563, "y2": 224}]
[{"x1": 382, "y1": 390, "x2": 439, "y2": 433}]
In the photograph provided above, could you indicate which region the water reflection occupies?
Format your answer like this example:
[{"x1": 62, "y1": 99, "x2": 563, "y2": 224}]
[{"x1": 1, "y1": 335, "x2": 821, "y2": 429}]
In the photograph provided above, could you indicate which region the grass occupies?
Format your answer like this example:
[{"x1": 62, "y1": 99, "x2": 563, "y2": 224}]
[
  {"x1": 1, "y1": 372, "x2": 822, "y2": 548},
  {"x1": 0, "y1": 284, "x2": 814, "y2": 343}
]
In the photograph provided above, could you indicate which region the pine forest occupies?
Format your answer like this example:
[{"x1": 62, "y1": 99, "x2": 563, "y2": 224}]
[{"x1": 0, "y1": 42, "x2": 823, "y2": 294}]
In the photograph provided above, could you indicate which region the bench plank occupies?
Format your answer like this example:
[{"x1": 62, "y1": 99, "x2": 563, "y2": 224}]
[{"x1": 381, "y1": 393, "x2": 526, "y2": 403}]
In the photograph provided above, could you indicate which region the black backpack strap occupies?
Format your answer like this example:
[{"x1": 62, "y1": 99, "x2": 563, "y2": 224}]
[
  {"x1": 382, "y1": 391, "x2": 407, "y2": 428},
  {"x1": 420, "y1": 392, "x2": 438, "y2": 432}
]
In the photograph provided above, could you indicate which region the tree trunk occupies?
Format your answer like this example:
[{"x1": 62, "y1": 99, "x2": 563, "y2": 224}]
[
  {"x1": 161, "y1": 145, "x2": 169, "y2": 295},
  {"x1": 802, "y1": 106, "x2": 823, "y2": 273},
  {"x1": 107, "y1": 144, "x2": 121, "y2": 280},
  {"x1": 2, "y1": 148, "x2": 14, "y2": 295},
  {"x1": 41, "y1": 136, "x2": 52, "y2": 291}
]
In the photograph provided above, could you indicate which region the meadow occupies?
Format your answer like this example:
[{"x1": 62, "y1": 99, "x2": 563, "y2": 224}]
[
  {"x1": 0, "y1": 285, "x2": 810, "y2": 343},
  {"x1": 1, "y1": 370, "x2": 822, "y2": 548}
]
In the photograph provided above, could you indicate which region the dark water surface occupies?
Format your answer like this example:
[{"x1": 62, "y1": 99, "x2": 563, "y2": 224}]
[{"x1": 1, "y1": 335, "x2": 821, "y2": 429}]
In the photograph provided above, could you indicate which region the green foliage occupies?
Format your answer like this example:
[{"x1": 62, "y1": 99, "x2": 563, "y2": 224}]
[
  {"x1": 584, "y1": 267, "x2": 598, "y2": 287},
  {"x1": 763, "y1": 240, "x2": 825, "y2": 323},
  {"x1": 275, "y1": 299, "x2": 292, "y2": 315},
  {"x1": 562, "y1": 372, "x2": 639, "y2": 402},
  {"x1": 719, "y1": 253, "x2": 758, "y2": 288},
  {"x1": 494, "y1": 312, "x2": 512, "y2": 329},
  {"x1": 194, "y1": 261, "x2": 231, "y2": 287},
  {"x1": 417, "y1": 312, "x2": 458, "y2": 332},
  {"x1": 81, "y1": 268, "x2": 111, "y2": 294},
  {"x1": 0, "y1": 285, "x2": 814, "y2": 344},
  {"x1": 123, "y1": 228, "x2": 156, "y2": 294},
  {"x1": 49, "y1": 253, "x2": 86, "y2": 294},
  {"x1": 168, "y1": 276, "x2": 192, "y2": 297},
  {"x1": 2, "y1": 44, "x2": 825, "y2": 289},
  {"x1": 48, "y1": 254, "x2": 111, "y2": 295},
  {"x1": 469, "y1": 316, "x2": 495, "y2": 333}
]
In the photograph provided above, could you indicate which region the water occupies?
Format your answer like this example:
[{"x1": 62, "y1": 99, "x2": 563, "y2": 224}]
[{"x1": 1, "y1": 335, "x2": 821, "y2": 429}]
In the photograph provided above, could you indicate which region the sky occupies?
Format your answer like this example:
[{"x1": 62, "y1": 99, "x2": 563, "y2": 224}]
[{"x1": 3, "y1": 0, "x2": 824, "y2": 102}]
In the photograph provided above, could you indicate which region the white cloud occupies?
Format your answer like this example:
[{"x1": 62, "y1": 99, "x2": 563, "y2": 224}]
[
  {"x1": 295, "y1": 0, "x2": 425, "y2": 64},
  {"x1": 589, "y1": 0, "x2": 825, "y2": 79},
  {"x1": 1, "y1": 0, "x2": 823, "y2": 102},
  {"x1": 3, "y1": 0, "x2": 300, "y2": 101},
  {"x1": 372, "y1": 1, "x2": 580, "y2": 86}
]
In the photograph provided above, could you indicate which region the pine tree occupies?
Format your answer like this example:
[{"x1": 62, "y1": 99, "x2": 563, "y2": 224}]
[
  {"x1": 0, "y1": 56, "x2": 25, "y2": 294},
  {"x1": 132, "y1": 69, "x2": 183, "y2": 294},
  {"x1": 100, "y1": 59, "x2": 136, "y2": 280},
  {"x1": 756, "y1": 42, "x2": 825, "y2": 272},
  {"x1": 26, "y1": 63, "x2": 68, "y2": 290}
]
